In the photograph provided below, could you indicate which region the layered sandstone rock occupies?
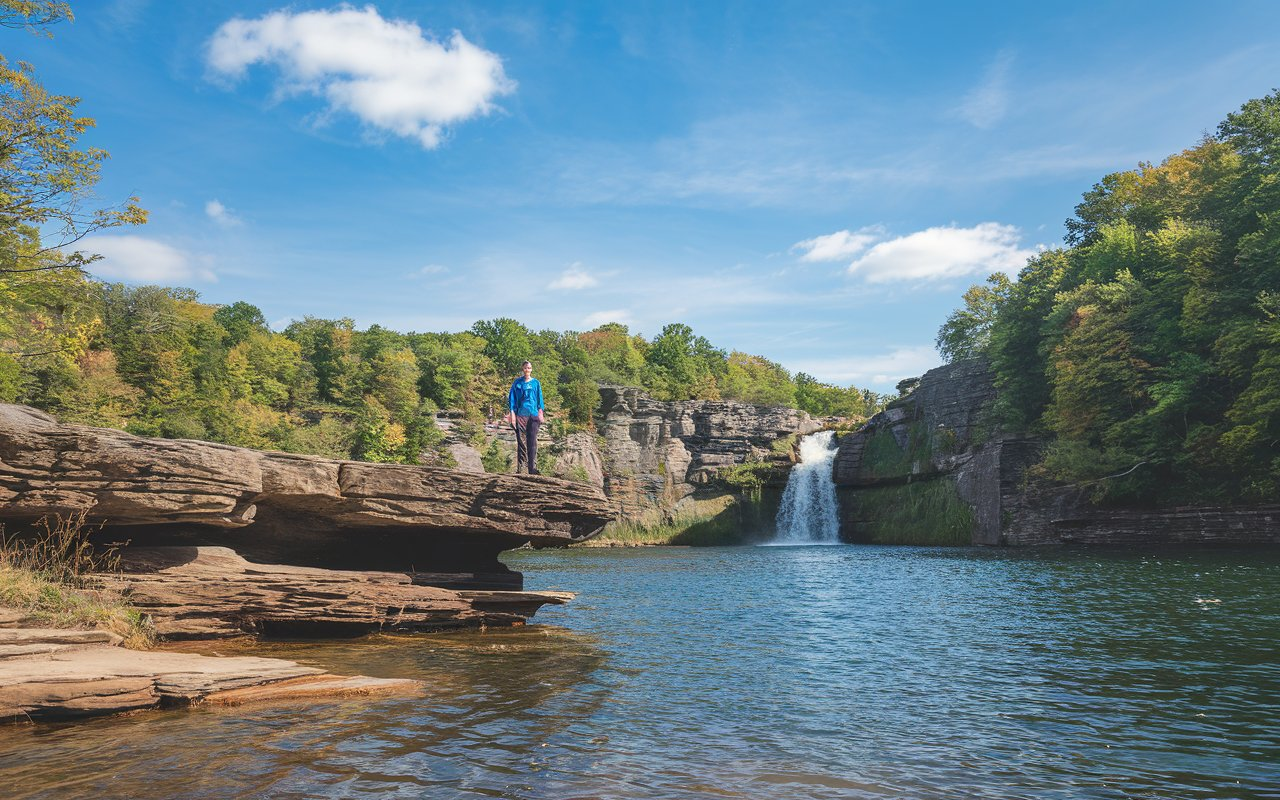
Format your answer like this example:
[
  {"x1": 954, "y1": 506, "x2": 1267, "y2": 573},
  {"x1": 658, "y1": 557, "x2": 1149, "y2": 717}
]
[
  {"x1": 0, "y1": 403, "x2": 612, "y2": 576},
  {"x1": 96, "y1": 547, "x2": 573, "y2": 639},
  {"x1": 595, "y1": 386, "x2": 819, "y2": 518},
  {"x1": 0, "y1": 625, "x2": 420, "y2": 721}
]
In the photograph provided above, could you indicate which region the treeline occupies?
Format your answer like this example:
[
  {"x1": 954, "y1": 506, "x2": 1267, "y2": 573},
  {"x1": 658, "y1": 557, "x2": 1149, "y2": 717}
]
[
  {"x1": 937, "y1": 91, "x2": 1280, "y2": 504},
  {"x1": 1, "y1": 272, "x2": 885, "y2": 463}
]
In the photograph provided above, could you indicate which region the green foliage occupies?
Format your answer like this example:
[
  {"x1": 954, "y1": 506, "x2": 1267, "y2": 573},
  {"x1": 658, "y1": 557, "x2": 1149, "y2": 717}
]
[
  {"x1": 858, "y1": 421, "x2": 938, "y2": 480},
  {"x1": 0, "y1": 1, "x2": 893, "y2": 478},
  {"x1": 481, "y1": 437, "x2": 512, "y2": 473},
  {"x1": 0, "y1": 20, "x2": 146, "y2": 278},
  {"x1": 588, "y1": 494, "x2": 760, "y2": 546},
  {"x1": 717, "y1": 460, "x2": 777, "y2": 495},
  {"x1": 846, "y1": 481, "x2": 974, "y2": 545},
  {"x1": 936, "y1": 89, "x2": 1280, "y2": 504},
  {"x1": 720, "y1": 351, "x2": 796, "y2": 407},
  {"x1": 212, "y1": 301, "x2": 267, "y2": 346},
  {"x1": 935, "y1": 273, "x2": 1011, "y2": 361}
]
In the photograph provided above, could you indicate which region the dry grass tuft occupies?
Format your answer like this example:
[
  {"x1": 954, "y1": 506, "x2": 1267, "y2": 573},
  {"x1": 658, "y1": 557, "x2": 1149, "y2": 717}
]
[{"x1": 0, "y1": 512, "x2": 155, "y2": 648}]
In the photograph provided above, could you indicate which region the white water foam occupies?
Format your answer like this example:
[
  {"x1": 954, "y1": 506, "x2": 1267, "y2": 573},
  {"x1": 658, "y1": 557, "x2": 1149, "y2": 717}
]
[{"x1": 771, "y1": 430, "x2": 841, "y2": 544}]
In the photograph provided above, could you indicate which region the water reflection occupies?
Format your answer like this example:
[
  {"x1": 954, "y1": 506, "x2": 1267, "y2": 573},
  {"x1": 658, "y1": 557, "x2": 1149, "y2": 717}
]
[{"x1": 2, "y1": 545, "x2": 1277, "y2": 799}]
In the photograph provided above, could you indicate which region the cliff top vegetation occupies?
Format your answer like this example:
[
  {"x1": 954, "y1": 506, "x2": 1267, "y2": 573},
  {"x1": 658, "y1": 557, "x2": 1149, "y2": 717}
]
[{"x1": 937, "y1": 90, "x2": 1280, "y2": 505}]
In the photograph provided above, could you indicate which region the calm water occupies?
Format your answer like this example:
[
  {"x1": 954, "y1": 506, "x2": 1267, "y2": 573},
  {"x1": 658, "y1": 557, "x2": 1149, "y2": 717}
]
[{"x1": 3, "y1": 545, "x2": 1278, "y2": 799}]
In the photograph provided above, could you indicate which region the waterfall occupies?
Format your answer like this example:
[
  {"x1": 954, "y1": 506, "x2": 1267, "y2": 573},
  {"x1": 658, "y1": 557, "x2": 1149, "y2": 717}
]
[{"x1": 772, "y1": 430, "x2": 841, "y2": 544}]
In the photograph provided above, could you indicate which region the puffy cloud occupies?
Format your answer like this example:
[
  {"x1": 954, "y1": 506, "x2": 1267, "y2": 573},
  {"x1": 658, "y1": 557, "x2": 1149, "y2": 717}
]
[
  {"x1": 581, "y1": 309, "x2": 631, "y2": 328},
  {"x1": 85, "y1": 236, "x2": 216, "y2": 283},
  {"x1": 847, "y1": 222, "x2": 1035, "y2": 282},
  {"x1": 549, "y1": 263, "x2": 599, "y2": 290},
  {"x1": 206, "y1": 5, "x2": 515, "y2": 148},
  {"x1": 792, "y1": 226, "x2": 883, "y2": 262},
  {"x1": 205, "y1": 198, "x2": 241, "y2": 227}
]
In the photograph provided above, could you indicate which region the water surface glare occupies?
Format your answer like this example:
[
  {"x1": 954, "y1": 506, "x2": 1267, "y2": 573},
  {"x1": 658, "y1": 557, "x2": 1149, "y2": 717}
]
[{"x1": 3, "y1": 545, "x2": 1278, "y2": 799}]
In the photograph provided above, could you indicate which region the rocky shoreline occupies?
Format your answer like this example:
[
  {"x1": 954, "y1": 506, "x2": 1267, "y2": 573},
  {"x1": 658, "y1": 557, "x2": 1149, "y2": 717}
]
[{"x1": 0, "y1": 403, "x2": 612, "y2": 722}]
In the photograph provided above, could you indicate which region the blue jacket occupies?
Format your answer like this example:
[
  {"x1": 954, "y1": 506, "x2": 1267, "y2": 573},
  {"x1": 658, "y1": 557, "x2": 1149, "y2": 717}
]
[{"x1": 509, "y1": 377, "x2": 544, "y2": 417}]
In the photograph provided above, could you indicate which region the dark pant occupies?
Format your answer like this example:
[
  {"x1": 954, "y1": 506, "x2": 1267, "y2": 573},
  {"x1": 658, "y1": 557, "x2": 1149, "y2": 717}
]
[{"x1": 515, "y1": 415, "x2": 541, "y2": 474}]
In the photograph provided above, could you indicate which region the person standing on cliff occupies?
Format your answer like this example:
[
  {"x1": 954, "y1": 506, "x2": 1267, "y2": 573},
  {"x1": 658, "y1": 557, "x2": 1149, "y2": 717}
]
[{"x1": 505, "y1": 360, "x2": 545, "y2": 475}]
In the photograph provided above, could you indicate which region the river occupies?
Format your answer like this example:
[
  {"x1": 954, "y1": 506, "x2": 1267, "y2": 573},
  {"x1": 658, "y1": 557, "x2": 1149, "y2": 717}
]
[{"x1": 2, "y1": 544, "x2": 1277, "y2": 799}]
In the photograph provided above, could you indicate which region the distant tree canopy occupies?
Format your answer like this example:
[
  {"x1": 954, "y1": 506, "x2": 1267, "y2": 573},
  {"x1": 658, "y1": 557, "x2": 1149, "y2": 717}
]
[
  {"x1": 0, "y1": 278, "x2": 888, "y2": 465},
  {"x1": 937, "y1": 90, "x2": 1280, "y2": 504}
]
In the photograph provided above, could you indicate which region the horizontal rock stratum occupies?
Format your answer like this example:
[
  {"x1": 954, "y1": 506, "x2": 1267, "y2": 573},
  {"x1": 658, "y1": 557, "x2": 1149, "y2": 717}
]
[
  {"x1": 0, "y1": 404, "x2": 615, "y2": 721},
  {"x1": 0, "y1": 403, "x2": 613, "y2": 574}
]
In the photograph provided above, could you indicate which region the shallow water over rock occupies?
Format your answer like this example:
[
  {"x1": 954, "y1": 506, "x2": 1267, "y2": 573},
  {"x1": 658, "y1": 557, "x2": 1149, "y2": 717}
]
[{"x1": 2, "y1": 545, "x2": 1277, "y2": 799}]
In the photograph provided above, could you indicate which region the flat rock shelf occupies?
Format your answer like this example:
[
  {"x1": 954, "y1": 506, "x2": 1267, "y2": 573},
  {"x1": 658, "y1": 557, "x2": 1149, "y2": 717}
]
[{"x1": 0, "y1": 625, "x2": 421, "y2": 722}]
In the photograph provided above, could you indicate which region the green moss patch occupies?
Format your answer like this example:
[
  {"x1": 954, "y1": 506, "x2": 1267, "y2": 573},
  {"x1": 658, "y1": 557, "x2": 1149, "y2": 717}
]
[{"x1": 844, "y1": 479, "x2": 974, "y2": 546}]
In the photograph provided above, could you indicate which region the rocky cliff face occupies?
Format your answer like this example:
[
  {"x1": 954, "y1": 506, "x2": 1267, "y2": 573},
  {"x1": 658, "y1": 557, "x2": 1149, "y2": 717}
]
[
  {"x1": 833, "y1": 361, "x2": 1280, "y2": 546},
  {"x1": 592, "y1": 386, "x2": 820, "y2": 518},
  {"x1": 0, "y1": 403, "x2": 614, "y2": 636}
]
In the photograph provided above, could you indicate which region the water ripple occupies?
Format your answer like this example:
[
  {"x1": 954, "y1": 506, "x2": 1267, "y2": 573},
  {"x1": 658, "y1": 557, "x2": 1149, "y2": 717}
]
[{"x1": 2, "y1": 545, "x2": 1278, "y2": 799}]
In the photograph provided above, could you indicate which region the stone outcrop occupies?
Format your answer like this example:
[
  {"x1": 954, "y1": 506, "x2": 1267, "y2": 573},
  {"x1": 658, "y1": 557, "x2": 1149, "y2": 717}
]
[
  {"x1": 0, "y1": 403, "x2": 613, "y2": 724},
  {"x1": 595, "y1": 386, "x2": 820, "y2": 518},
  {"x1": 0, "y1": 403, "x2": 612, "y2": 578},
  {"x1": 98, "y1": 547, "x2": 573, "y2": 639},
  {"x1": 833, "y1": 359, "x2": 1280, "y2": 546},
  {"x1": 0, "y1": 624, "x2": 420, "y2": 722},
  {"x1": 552, "y1": 432, "x2": 606, "y2": 490},
  {"x1": 833, "y1": 359, "x2": 996, "y2": 489}
]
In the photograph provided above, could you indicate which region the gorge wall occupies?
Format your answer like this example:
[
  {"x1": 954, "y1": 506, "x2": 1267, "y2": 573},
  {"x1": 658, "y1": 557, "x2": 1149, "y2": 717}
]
[
  {"x1": 833, "y1": 360, "x2": 1280, "y2": 546},
  {"x1": 591, "y1": 386, "x2": 820, "y2": 521}
]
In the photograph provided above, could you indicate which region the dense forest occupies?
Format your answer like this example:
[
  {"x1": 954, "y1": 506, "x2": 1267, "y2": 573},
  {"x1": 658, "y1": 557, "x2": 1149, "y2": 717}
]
[
  {"x1": 937, "y1": 91, "x2": 1280, "y2": 505},
  {"x1": 1, "y1": 280, "x2": 886, "y2": 464}
]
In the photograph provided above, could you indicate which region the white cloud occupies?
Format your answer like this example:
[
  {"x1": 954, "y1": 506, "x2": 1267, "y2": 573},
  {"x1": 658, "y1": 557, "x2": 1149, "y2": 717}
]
[
  {"x1": 85, "y1": 235, "x2": 216, "y2": 283},
  {"x1": 848, "y1": 222, "x2": 1035, "y2": 283},
  {"x1": 581, "y1": 309, "x2": 631, "y2": 328},
  {"x1": 792, "y1": 226, "x2": 883, "y2": 262},
  {"x1": 549, "y1": 263, "x2": 599, "y2": 290},
  {"x1": 958, "y1": 51, "x2": 1014, "y2": 129},
  {"x1": 790, "y1": 345, "x2": 941, "y2": 389},
  {"x1": 205, "y1": 198, "x2": 241, "y2": 227},
  {"x1": 206, "y1": 6, "x2": 515, "y2": 149},
  {"x1": 417, "y1": 264, "x2": 449, "y2": 275}
]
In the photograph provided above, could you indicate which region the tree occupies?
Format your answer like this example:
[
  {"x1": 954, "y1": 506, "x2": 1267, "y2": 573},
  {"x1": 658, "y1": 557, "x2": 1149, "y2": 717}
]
[
  {"x1": 1, "y1": 2, "x2": 72, "y2": 33},
  {"x1": 0, "y1": 4, "x2": 146, "y2": 276},
  {"x1": 471, "y1": 318, "x2": 532, "y2": 377},
  {"x1": 212, "y1": 301, "x2": 268, "y2": 347},
  {"x1": 720, "y1": 351, "x2": 795, "y2": 407},
  {"x1": 935, "y1": 273, "x2": 1011, "y2": 362}
]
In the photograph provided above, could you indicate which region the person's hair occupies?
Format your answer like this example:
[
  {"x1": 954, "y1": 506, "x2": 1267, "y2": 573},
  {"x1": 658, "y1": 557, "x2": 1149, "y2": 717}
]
[{"x1": 521, "y1": 361, "x2": 532, "y2": 368}]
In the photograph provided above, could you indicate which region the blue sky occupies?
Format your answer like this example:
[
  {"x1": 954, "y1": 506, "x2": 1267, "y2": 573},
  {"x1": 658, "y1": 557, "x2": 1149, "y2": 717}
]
[{"x1": 9, "y1": 1, "x2": 1280, "y2": 390}]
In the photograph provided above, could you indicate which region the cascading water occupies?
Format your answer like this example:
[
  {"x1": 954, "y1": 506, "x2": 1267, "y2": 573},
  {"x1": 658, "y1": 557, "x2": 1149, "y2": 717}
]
[{"x1": 772, "y1": 430, "x2": 841, "y2": 544}]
